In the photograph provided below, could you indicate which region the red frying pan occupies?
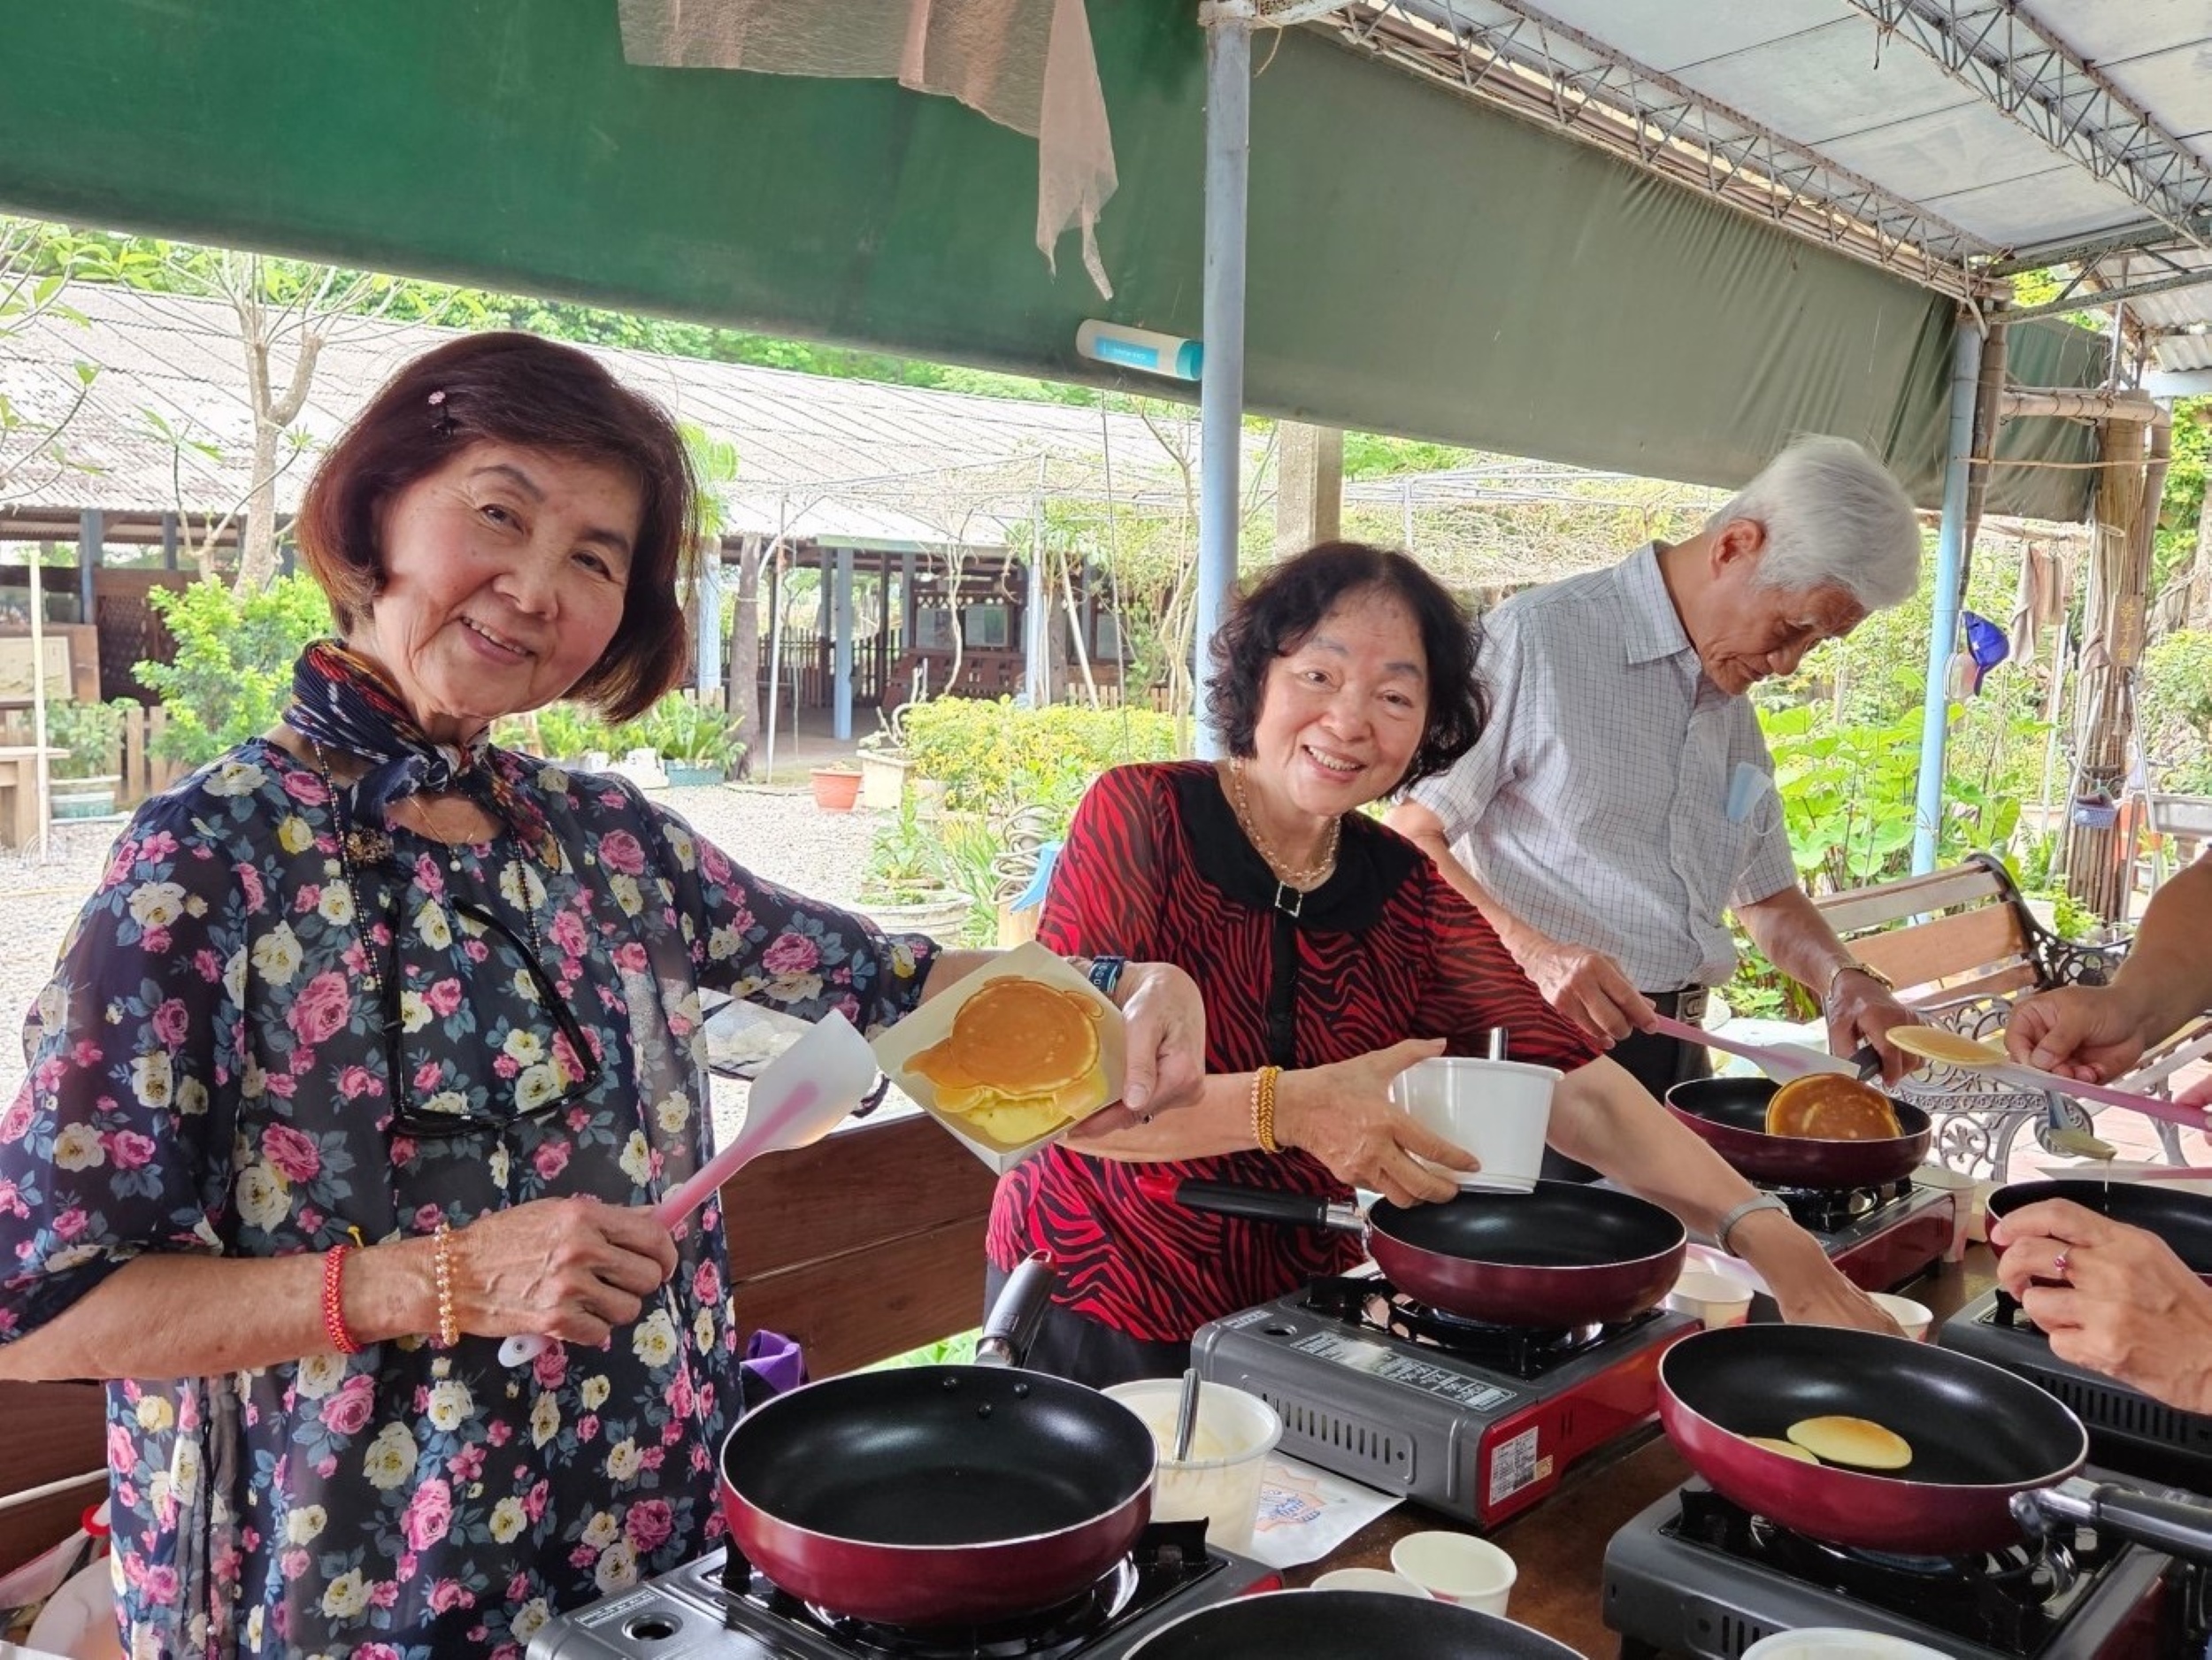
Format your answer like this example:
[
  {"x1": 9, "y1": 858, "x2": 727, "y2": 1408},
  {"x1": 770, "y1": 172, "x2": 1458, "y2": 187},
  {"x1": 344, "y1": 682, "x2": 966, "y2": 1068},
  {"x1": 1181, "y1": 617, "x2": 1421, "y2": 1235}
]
[
  {"x1": 718, "y1": 1252, "x2": 1157, "y2": 1626},
  {"x1": 1139, "y1": 1176, "x2": 1686, "y2": 1326},
  {"x1": 1658, "y1": 1323, "x2": 2212, "y2": 1559},
  {"x1": 1665, "y1": 1076, "x2": 1931, "y2": 1189}
]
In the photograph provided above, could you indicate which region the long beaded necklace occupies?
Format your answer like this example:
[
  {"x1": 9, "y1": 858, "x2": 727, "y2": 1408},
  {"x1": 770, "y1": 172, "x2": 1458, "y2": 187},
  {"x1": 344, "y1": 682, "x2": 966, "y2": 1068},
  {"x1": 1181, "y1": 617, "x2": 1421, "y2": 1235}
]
[
  {"x1": 1225, "y1": 757, "x2": 1341, "y2": 890},
  {"x1": 310, "y1": 738, "x2": 549, "y2": 1016}
]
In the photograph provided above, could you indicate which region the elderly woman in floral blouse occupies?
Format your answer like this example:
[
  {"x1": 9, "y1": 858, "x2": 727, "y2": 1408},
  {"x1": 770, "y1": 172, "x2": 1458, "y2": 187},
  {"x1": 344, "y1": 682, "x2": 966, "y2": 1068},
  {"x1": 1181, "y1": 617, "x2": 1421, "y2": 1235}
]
[{"x1": 0, "y1": 333, "x2": 1204, "y2": 1660}]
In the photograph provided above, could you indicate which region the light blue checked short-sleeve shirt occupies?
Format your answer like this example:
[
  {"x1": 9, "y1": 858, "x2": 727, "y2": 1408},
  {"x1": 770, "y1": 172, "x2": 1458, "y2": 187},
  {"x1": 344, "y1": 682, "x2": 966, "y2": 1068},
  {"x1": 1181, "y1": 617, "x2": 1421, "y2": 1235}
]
[{"x1": 1409, "y1": 544, "x2": 1799, "y2": 992}]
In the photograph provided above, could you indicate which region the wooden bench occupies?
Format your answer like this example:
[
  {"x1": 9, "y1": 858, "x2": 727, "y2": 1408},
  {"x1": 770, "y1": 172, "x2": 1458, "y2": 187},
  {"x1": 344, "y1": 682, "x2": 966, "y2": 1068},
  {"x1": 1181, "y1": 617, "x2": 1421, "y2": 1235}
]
[
  {"x1": 1810, "y1": 852, "x2": 2208, "y2": 1177},
  {"x1": 0, "y1": 1381, "x2": 106, "y2": 1578},
  {"x1": 722, "y1": 1107, "x2": 998, "y2": 1378}
]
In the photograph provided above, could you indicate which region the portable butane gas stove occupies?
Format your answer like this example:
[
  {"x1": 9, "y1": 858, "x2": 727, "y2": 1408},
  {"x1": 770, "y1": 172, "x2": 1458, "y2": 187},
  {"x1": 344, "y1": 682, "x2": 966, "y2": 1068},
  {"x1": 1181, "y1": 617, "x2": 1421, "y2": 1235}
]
[
  {"x1": 1603, "y1": 1473, "x2": 2210, "y2": 1659},
  {"x1": 526, "y1": 1519, "x2": 1279, "y2": 1660},
  {"x1": 1704, "y1": 1173, "x2": 1959, "y2": 1293},
  {"x1": 1940, "y1": 1286, "x2": 2212, "y2": 1491},
  {"x1": 1189, "y1": 1271, "x2": 1697, "y2": 1527}
]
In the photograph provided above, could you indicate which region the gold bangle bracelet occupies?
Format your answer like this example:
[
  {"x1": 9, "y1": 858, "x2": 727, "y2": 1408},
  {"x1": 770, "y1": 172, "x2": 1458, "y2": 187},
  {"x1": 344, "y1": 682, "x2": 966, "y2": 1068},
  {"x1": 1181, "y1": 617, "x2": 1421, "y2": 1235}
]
[
  {"x1": 1250, "y1": 1065, "x2": 1283, "y2": 1154},
  {"x1": 432, "y1": 1223, "x2": 459, "y2": 1349}
]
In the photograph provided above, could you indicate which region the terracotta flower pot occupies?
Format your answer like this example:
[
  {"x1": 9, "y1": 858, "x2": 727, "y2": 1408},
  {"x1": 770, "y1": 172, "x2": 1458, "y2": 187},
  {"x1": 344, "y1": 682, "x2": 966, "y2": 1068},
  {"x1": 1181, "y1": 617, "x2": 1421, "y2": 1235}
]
[{"x1": 810, "y1": 767, "x2": 863, "y2": 811}]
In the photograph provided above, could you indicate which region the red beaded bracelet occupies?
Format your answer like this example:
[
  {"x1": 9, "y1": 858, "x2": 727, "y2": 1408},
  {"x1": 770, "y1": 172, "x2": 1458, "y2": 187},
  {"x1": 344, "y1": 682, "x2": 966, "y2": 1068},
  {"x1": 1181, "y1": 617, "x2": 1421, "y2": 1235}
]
[{"x1": 322, "y1": 1243, "x2": 362, "y2": 1356}]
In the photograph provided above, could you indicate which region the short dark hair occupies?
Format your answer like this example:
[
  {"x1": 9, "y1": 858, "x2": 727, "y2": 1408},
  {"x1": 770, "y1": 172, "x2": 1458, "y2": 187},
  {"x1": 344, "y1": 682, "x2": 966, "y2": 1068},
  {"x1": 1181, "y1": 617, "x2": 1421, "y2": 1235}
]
[
  {"x1": 295, "y1": 331, "x2": 700, "y2": 724},
  {"x1": 1206, "y1": 541, "x2": 1485, "y2": 793}
]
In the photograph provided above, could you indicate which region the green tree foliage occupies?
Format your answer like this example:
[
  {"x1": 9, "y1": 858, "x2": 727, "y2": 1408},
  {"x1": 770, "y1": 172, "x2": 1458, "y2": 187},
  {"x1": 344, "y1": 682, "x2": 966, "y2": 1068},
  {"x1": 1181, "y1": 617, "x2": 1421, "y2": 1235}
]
[
  {"x1": 134, "y1": 576, "x2": 333, "y2": 764},
  {"x1": 2141, "y1": 631, "x2": 2212, "y2": 793}
]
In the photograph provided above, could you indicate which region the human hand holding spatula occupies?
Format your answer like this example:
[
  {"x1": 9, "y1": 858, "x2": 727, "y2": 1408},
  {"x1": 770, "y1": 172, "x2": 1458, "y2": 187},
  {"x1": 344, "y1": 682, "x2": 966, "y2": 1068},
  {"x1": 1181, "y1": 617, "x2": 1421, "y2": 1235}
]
[
  {"x1": 1884, "y1": 1024, "x2": 2212, "y2": 1157},
  {"x1": 497, "y1": 1010, "x2": 879, "y2": 1367}
]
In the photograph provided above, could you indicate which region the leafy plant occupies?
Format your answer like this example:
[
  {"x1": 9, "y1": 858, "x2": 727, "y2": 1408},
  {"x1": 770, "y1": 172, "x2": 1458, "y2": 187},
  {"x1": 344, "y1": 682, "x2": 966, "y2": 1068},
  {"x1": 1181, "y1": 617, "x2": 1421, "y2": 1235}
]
[
  {"x1": 134, "y1": 575, "x2": 333, "y2": 764},
  {"x1": 634, "y1": 693, "x2": 737, "y2": 766},
  {"x1": 901, "y1": 698, "x2": 1179, "y2": 829},
  {"x1": 504, "y1": 703, "x2": 619, "y2": 762},
  {"x1": 860, "y1": 796, "x2": 961, "y2": 904},
  {"x1": 42, "y1": 698, "x2": 127, "y2": 780}
]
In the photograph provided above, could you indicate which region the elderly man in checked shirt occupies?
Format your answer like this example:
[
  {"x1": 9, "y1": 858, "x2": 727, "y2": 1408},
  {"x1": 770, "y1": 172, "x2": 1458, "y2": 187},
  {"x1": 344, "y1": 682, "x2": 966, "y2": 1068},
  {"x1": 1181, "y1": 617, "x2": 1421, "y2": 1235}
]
[{"x1": 1387, "y1": 437, "x2": 1923, "y2": 1175}]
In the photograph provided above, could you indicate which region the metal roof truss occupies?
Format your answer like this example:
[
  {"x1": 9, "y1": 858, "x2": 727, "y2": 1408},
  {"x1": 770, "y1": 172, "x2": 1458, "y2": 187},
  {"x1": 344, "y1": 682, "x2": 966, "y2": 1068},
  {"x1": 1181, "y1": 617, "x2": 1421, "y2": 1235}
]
[{"x1": 1330, "y1": 0, "x2": 1998, "y2": 302}]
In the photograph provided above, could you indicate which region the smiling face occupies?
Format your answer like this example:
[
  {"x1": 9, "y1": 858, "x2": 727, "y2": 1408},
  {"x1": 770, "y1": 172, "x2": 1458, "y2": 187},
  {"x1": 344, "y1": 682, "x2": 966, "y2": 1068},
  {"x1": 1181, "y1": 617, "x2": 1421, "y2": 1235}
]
[
  {"x1": 1693, "y1": 520, "x2": 1866, "y2": 697},
  {"x1": 1247, "y1": 587, "x2": 1431, "y2": 821},
  {"x1": 349, "y1": 442, "x2": 641, "y2": 745}
]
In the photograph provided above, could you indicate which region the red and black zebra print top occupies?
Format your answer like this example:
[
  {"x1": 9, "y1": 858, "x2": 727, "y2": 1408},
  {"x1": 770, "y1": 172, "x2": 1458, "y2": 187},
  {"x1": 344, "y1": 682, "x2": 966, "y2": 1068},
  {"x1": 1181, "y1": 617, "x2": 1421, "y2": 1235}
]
[{"x1": 987, "y1": 760, "x2": 1598, "y2": 1342}]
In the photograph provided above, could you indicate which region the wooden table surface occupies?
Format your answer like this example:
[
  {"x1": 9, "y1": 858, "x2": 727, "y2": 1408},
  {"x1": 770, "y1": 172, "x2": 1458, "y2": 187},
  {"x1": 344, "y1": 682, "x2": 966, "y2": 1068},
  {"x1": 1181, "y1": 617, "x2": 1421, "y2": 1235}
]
[{"x1": 1283, "y1": 1247, "x2": 2001, "y2": 1656}]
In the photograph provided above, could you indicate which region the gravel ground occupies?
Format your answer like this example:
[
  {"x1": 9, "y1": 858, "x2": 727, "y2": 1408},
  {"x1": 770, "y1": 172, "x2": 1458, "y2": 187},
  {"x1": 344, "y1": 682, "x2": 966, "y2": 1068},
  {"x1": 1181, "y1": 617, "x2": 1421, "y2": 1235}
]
[{"x1": 0, "y1": 782, "x2": 883, "y2": 1116}]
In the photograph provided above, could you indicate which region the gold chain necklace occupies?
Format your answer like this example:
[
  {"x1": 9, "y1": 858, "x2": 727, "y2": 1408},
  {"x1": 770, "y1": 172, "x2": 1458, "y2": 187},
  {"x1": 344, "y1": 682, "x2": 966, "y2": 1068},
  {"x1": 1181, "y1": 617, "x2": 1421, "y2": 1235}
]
[{"x1": 1226, "y1": 757, "x2": 1340, "y2": 890}]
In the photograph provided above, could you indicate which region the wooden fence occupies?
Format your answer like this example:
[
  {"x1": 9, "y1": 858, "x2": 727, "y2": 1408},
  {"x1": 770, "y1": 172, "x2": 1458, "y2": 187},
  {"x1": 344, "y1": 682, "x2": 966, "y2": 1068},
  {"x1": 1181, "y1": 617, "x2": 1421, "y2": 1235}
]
[{"x1": 0, "y1": 703, "x2": 186, "y2": 812}]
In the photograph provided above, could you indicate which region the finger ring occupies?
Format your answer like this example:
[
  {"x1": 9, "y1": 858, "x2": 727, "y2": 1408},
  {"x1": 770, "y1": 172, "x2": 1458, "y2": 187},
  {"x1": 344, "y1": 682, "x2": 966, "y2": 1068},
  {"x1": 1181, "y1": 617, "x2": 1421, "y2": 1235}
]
[{"x1": 2052, "y1": 1249, "x2": 2070, "y2": 1279}]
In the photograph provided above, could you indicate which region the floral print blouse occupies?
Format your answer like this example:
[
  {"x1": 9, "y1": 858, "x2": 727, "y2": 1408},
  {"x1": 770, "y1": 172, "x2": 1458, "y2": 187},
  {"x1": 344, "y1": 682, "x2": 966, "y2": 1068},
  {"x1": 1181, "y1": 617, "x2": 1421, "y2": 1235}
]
[{"x1": 0, "y1": 741, "x2": 934, "y2": 1658}]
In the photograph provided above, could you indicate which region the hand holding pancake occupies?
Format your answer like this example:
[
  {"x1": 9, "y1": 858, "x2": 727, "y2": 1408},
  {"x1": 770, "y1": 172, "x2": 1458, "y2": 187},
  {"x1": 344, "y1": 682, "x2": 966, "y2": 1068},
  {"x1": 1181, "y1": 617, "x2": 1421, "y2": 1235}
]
[
  {"x1": 1990, "y1": 1196, "x2": 2212, "y2": 1414},
  {"x1": 1112, "y1": 961, "x2": 1205, "y2": 1117}
]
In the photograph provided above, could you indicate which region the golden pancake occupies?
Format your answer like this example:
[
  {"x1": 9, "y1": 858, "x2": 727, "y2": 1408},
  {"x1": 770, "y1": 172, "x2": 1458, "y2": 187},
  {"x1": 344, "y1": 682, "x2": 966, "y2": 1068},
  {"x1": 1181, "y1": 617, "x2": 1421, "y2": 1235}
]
[
  {"x1": 1745, "y1": 1435, "x2": 1820, "y2": 1464},
  {"x1": 911, "y1": 977, "x2": 1110, "y2": 1138},
  {"x1": 1764, "y1": 1073, "x2": 1902, "y2": 1141},
  {"x1": 1786, "y1": 1414, "x2": 1913, "y2": 1471},
  {"x1": 1884, "y1": 1025, "x2": 2002, "y2": 1067}
]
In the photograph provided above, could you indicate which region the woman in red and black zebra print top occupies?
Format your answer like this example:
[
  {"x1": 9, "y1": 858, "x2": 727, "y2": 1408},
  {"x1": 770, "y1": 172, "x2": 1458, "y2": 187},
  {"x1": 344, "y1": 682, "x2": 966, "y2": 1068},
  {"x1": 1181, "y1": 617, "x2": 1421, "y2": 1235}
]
[{"x1": 986, "y1": 542, "x2": 1895, "y2": 1386}]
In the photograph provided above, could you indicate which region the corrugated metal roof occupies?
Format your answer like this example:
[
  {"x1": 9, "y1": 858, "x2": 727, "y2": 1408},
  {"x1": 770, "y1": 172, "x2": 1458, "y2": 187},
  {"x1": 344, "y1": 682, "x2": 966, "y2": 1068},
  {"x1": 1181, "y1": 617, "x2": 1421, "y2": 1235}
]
[
  {"x1": 1353, "y1": 1, "x2": 2212, "y2": 371},
  {"x1": 0, "y1": 285, "x2": 1217, "y2": 548}
]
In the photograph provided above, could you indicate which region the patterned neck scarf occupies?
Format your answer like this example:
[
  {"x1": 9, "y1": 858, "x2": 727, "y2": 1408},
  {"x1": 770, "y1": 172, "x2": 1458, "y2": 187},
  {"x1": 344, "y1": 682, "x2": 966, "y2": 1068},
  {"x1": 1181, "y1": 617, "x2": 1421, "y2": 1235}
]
[{"x1": 287, "y1": 639, "x2": 556, "y2": 867}]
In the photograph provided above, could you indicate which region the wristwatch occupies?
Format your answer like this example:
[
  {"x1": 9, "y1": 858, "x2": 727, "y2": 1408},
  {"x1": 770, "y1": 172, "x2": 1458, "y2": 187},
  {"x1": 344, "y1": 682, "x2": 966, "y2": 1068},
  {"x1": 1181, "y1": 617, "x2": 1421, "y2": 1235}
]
[
  {"x1": 1822, "y1": 957, "x2": 1895, "y2": 1006},
  {"x1": 1715, "y1": 1193, "x2": 1793, "y2": 1256},
  {"x1": 1086, "y1": 955, "x2": 1127, "y2": 1001}
]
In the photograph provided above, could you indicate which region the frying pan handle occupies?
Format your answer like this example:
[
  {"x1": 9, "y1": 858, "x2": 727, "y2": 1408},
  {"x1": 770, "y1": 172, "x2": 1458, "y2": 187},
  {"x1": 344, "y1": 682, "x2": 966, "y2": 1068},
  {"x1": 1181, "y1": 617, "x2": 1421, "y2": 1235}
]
[
  {"x1": 2017, "y1": 1482, "x2": 2212, "y2": 1564},
  {"x1": 976, "y1": 1249, "x2": 1056, "y2": 1368},
  {"x1": 1136, "y1": 1176, "x2": 1360, "y2": 1232}
]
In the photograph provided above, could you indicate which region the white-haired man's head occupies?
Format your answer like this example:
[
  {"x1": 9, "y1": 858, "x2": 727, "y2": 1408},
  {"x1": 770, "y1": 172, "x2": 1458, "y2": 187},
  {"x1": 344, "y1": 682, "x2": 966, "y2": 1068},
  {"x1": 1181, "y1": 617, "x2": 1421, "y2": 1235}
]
[
  {"x1": 1710, "y1": 434, "x2": 1922, "y2": 610},
  {"x1": 1674, "y1": 436, "x2": 1921, "y2": 697}
]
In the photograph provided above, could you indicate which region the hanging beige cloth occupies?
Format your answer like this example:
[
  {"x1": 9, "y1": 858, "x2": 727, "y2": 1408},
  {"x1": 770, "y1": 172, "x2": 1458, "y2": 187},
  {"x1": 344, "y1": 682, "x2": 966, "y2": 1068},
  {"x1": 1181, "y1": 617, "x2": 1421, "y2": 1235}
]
[
  {"x1": 617, "y1": 0, "x2": 1118, "y2": 297},
  {"x1": 2009, "y1": 542, "x2": 2068, "y2": 665}
]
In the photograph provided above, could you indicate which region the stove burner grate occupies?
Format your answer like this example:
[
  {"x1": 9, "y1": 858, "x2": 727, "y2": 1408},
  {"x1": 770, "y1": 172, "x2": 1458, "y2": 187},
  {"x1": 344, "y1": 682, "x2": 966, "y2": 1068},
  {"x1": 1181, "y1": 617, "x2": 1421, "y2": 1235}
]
[
  {"x1": 1300, "y1": 1275, "x2": 1663, "y2": 1379},
  {"x1": 1667, "y1": 1482, "x2": 2103, "y2": 1655},
  {"x1": 718, "y1": 1519, "x2": 1221, "y2": 1658},
  {"x1": 1766, "y1": 1174, "x2": 1915, "y2": 1234}
]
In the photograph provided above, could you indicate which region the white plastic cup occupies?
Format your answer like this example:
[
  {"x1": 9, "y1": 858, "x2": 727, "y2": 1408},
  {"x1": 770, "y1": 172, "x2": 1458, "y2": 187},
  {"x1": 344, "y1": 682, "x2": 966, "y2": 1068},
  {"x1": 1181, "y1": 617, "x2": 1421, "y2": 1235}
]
[
  {"x1": 1915, "y1": 1164, "x2": 1975, "y2": 1263},
  {"x1": 1870, "y1": 1291, "x2": 1933, "y2": 1341},
  {"x1": 1667, "y1": 1269, "x2": 1755, "y2": 1330},
  {"x1": 1390, "y1": 1057, "x2": 1559, "y2": 1193},
  {"x1": 1742, "y1": 1628, "x2": 1954, "y2": 1659},
  {"x1": 1103, "y1": 1379, "x2": 1282, "y2": 1552},
  {"x1": 1389, "y1": 1530, "x2": 1516, "y2": 1615},
  {"x1": 1310, "y1": 1567, "x2": 1432, "y2": 1597}
]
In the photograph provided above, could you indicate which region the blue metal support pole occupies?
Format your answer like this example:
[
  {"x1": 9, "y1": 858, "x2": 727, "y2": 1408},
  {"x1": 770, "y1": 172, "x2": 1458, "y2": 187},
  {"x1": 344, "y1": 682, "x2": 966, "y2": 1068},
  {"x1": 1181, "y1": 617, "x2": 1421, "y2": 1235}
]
[
  {"x1": 1193, "y1": 6, "x2": 1251, "y2": 758},
  {"x1": 1910, "y1": 319, "x2": 1985, "y2": 873},
  {"x1": 832, "y1": 547, "x2": 855, "y2": 742},
  {"x1": 77, "y1": 508, "x2": 102, "y2": 625},
  {"x1": 696, "y1": 549, "x2": 723, "y2": 698}
]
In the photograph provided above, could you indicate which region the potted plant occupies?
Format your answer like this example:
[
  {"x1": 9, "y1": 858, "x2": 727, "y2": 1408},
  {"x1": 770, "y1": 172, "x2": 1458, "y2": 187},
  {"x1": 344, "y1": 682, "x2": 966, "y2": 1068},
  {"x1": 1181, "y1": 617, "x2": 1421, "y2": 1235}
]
[
  {"x1": 856, "y1": 710, "x2": 910, "y2": 812},
  {"x1": 810, "y1": 763, "x2": 863, "y2": 812},
  {"x1": 46, "y1": 698, "x2": 126, "y2": 819},
  {"x1": 639, "y1": 694, "x2": 737, "y2": 788},
  {"x1": 855, "y1": 797, "x2": 972, "y2": 934}
]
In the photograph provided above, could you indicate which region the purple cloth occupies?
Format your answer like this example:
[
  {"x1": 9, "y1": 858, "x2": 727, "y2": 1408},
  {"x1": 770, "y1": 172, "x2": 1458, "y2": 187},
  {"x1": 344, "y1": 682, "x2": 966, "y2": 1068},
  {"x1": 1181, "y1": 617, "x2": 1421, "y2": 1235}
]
[{"x1": 740, "y1": 1329, "x2": 807, "y2": 1410}]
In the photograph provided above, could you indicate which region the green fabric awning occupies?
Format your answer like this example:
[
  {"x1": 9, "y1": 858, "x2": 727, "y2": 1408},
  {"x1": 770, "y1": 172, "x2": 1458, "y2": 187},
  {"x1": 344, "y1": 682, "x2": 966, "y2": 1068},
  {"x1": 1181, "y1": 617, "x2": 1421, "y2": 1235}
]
[{"x1": 0, "y1": 2, "x2": 2101, "y2": 515}]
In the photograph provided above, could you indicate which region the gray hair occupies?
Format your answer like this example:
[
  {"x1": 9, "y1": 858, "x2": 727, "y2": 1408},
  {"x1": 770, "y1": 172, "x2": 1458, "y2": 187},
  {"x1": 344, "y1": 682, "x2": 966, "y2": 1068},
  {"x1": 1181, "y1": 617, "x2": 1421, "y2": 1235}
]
[{"x1": 1706, "y1": 435, "x2": 1921, "y2": 611}]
